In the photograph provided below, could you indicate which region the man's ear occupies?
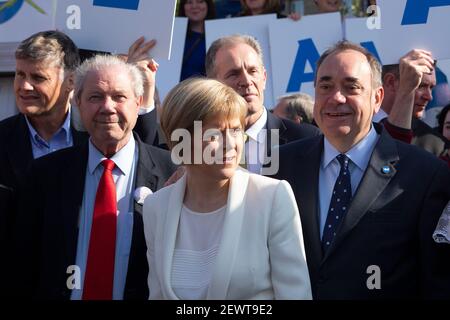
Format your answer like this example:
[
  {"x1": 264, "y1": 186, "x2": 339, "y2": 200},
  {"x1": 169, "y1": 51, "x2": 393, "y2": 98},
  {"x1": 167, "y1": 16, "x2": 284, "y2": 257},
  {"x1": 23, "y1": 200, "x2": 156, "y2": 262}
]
[
  {"x1": 382, "y1": 72, "x2": 398, "y2": 93},
  {"x1": 373, "y1": 86, "x2": 384, "y2": 114},
  {"x1": 64, "y1": 71, "x2": 75, "y2": 92}
]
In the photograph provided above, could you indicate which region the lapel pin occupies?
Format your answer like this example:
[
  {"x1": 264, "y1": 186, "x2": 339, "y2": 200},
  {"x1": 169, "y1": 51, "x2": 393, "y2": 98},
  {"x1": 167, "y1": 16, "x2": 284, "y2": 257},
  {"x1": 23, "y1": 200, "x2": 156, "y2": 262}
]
[{"x1": 381, "y1": 165, "x2": 391, "y2": 174}]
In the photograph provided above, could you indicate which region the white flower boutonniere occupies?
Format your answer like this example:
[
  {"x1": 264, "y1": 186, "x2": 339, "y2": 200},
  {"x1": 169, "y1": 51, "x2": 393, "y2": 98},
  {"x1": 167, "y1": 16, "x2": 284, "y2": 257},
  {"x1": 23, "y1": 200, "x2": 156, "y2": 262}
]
[{"x1": 134, "y1": 186, "x2": 153, "y2": 205}]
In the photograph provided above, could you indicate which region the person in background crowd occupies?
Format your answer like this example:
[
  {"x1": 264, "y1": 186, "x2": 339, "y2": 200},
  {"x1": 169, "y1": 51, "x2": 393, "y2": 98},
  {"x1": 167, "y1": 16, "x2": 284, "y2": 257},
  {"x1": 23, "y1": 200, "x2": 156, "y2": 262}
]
[
  {"x1": 178, "y1": 0, "x2": 216, "y2": 81},
  {"x1": 437, "y1": 104, "x2": 450, "y2": 141},
  {"x1": 272, "y1": 93, "x2": 314, "y2": 124},
  {"x1": 144, "y1": 77, "x2": 312, "y2": 300},
  {"x1": 436, "y1": 104, "x2": 450, "y2": 166},
  {"x1": 375, "y1": 50, "x2": 448, "y2": 159},
  {"x1": 314, "y1": 0, "x2": 342, "y2": 13},
  {"x1": 237, "y1": 0, "x2": 300, "y2": 19},
  {"x1": 274, "y1": 40, "x2": 450, "y2": 299}
]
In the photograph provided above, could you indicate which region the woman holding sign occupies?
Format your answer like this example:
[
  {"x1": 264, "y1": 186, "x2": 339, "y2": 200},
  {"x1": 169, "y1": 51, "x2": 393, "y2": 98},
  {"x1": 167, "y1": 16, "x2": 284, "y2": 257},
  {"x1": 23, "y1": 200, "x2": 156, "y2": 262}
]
[{"x1": 178, "y1": 0, "x2": 216, "y2": 81}]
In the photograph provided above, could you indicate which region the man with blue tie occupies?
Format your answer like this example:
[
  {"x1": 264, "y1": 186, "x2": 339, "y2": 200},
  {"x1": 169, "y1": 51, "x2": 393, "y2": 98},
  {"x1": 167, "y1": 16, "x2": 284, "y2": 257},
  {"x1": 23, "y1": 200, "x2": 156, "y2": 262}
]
[
  {"x1": 13, "y1": 55, "x2": 175, "y2": 299},
  {"x1": 274, "y1": 41, "x2": 450, "y2": 299}
]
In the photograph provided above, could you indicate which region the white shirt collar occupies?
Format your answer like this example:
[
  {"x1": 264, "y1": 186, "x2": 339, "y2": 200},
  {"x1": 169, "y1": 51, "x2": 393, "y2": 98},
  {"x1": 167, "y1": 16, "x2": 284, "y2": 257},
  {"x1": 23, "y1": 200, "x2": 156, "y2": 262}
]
[
  {"x1": 323, "y1": 125, "x2": 379, "y2": 171},
  {"x1": 88, "y1": 134, "x2": 136, "y2": 176},
  {"x1": 245, "y1": 107, "x2": 267, "y2": 143}
]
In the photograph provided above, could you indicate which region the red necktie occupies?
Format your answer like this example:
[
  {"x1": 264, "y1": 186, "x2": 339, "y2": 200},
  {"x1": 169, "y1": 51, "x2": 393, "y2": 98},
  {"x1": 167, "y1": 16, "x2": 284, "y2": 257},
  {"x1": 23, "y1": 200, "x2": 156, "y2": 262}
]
[{"x1": 83, "y1": 159, "x2": 117, "y2": 300}]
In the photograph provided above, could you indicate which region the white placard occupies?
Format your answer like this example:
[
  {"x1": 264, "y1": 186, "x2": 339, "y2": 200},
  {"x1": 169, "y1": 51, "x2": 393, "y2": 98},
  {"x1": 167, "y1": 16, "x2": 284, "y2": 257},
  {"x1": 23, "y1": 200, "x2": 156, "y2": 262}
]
[
  {"x1": 0, "y1": 0, "x2": 54, "y2": 42},
  {"x1": 269, "y1": 12, "x2": 343, "y2": 99},
  {"x1": 156, "y1": 17, "x2": 188, "y2": 104},
  {"x1": 346, "y1": 0, "x2": 450, "y2": 65},
  {"x1": 54, "y1": 0, "x2": 176, "y2": 59},
  {"x1": 205, "y1": 14, "x2": 277, "y2": 108}
]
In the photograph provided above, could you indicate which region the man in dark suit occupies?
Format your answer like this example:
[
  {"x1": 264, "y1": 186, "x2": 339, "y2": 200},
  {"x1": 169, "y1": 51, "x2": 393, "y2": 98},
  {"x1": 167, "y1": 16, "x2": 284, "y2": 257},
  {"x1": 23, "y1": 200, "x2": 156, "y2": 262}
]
[
  {"x1": 205, "y1": 34, "x2": 320, "y2": 175},
  {"x1": 13, "y1": 55, "x2": 175, "y2": 300},
  {"x1": 275, "y1": 41, "x2": 450, "y2": 299},
  {"x1": 375, "y1": 49, "x2": 447, "y2": 158},
  {"x1": 0, "y1": 30, "x2": 84, "y2": 195}
]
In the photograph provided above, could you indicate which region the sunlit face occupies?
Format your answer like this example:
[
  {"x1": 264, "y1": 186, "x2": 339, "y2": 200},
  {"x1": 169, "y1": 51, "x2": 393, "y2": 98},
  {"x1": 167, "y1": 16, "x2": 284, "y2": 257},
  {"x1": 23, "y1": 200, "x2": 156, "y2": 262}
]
[
  {"x1": 14, "y1": 59, "x2": 70, "y2": 117},
  {"x1": 187, "y1": 115, "x2": 244, "y2": 182},
  {"x1": 314, "y1": 49, "x2": 383, "y2": 152},
  {"x1": 245, "y1": 0, "x2": 266, "y2": 14},
  {"x1": 443, "y1": 110, "x2": 450, "y2": 141},
  {"x1": 76, "y1": 65, "x2": 141, "y2": 154},
  {"x1": 184, "y1": 0, "x2": 208, "y2": 23},
  {"x1": 213, "y1": 43, "x2": 266, "y2": 121},
  {"x1": 413, "y1": 70, "x2": 436, "y2": 119},
  {"x1": 315, "y1": 0, "x2": 341, "y2": 13}
]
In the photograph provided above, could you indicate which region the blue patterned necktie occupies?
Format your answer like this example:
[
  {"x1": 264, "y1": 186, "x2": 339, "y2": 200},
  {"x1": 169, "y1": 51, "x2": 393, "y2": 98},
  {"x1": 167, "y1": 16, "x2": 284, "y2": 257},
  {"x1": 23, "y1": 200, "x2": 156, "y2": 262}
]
[{"x1": 322, "y1": 154, "x2": 352, "y2": 254}]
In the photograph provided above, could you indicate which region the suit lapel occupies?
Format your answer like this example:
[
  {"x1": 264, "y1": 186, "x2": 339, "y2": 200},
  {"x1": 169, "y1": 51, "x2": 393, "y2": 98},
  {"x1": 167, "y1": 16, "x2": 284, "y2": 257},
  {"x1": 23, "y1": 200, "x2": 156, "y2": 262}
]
[
  {"x1": 7, "y1": 115, "x2": 34, "y2": 185},
  {"x1": 207, "y1": 169, "x2": 249, "y2": 299},
  {"x1": 266, "y1": 112, "x2": 288, "y2": 153},
  {"x1": 323, "y1": 129, "x2": 399, "y2": 261},
  {"x1": 61, "y1": 145, "x2": 88, "y2": 265},
  {"x1": 160, "y1": 174, "x2": 186, "y2": 300},
  {"x1": 295, "y1": 138, "x2": 324, "y2": 272}
]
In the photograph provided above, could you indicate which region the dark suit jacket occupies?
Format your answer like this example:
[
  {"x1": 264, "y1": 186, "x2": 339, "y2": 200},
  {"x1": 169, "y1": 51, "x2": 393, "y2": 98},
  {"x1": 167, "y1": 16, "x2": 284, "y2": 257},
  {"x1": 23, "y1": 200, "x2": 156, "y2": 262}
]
[
  {"x1": 275, "y1": 125, "x2": 450, "y2": 299},
  {"x1": 0, "y1": 113, "x2": 87, "y2": 193},
  {"x1": 261, "y1": 112, "x2": 320, "y2": 175},
  {"x1": 265, "y1": 111, "x2": 320, "y2": 152},
  {"x1": 12, "y1": 135, "x2": 176, "y2": 300},
  {"x1": 412, "y1": 118, "x2": 447, "y2": 158}
]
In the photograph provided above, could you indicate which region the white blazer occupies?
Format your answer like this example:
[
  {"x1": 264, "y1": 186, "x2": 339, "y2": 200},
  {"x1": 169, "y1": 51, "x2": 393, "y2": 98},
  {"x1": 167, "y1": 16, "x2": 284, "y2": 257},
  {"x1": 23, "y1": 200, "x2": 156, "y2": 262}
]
[{"x1": 143, "y1": 168, "x2": 312, "y2": 300}]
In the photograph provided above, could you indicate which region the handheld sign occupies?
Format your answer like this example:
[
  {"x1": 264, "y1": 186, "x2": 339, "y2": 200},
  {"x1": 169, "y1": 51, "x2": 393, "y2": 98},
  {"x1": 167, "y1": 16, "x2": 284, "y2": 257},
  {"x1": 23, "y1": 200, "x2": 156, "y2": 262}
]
[
  {"x1": 55, "y1": 0, "x2": 177, "y2": 59},
  {"x1": 269, "y1": 12, "x2": 342, "y2": 98},
  {"x1": 0, "y1": 0, "x2": 53, "y2": 42}
]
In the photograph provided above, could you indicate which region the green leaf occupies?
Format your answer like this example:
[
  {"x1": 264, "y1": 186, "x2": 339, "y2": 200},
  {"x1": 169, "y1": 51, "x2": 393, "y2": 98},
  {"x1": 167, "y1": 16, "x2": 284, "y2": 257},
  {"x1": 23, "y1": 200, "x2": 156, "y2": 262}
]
[{"x1": 25, "y1": 0, "x2": 46, "y2": 14}]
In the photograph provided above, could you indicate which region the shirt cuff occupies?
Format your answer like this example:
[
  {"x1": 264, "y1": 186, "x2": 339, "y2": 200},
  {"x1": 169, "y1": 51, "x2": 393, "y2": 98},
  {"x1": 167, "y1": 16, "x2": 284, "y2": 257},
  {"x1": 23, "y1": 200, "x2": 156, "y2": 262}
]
[{"x1": 138, "y1": 104, "x2": 155, "y2": 115}]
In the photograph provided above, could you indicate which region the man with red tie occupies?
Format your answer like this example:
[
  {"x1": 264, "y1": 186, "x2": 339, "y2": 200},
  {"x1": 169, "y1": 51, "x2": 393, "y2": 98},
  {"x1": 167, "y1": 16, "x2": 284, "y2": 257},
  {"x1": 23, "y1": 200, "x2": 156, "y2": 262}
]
[{"x1": 13, "y1": 55, "x2": 175, "y2": 300}]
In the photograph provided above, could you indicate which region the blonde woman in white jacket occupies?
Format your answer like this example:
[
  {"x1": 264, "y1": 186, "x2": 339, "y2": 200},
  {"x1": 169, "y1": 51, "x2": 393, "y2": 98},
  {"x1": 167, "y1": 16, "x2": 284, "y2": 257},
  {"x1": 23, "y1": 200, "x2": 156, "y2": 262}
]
[{"x1": 143, "y1": 78, "x2": 311, "y2": 300}]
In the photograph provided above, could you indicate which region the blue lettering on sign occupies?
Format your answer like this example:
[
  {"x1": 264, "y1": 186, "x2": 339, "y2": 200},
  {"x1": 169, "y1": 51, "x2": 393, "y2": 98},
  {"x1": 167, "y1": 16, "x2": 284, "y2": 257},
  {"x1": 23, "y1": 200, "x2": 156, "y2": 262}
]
[
  {"x1": 360, "y1": 41, "x2": 382, "y2": 63},
  {"x1": 0, "y1": 0, "x2": 24, "y2": 24},
  {"x1": 286, "y1": 38, "x2": 320, "y2": 92},
  {"x1": 93, "y1": 0, "x2": 140, "y2": 10},
  {"x1": 401, "y1": 0, "x2": 450, "y2": 25}
]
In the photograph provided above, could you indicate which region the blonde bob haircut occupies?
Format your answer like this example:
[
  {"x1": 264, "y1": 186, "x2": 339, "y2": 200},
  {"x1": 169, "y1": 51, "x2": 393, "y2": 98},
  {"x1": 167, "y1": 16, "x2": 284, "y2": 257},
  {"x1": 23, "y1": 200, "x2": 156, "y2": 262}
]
[{"x1": 161, "y1": 78, "x2": 247, "y2": 150}]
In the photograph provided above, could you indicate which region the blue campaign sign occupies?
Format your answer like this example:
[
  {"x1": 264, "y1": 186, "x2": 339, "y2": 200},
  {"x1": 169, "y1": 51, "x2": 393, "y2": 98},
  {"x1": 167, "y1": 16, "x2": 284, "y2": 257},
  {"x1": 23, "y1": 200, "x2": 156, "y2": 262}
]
[
  {"x1": 402, "y1": 0, "x2": 450, "y2": 25},
  {"x1": 0, "y1": 0, "x2": 24, "y2": 24},
  {"x1": 360, "y1": 41, "x2": 382, "y2": 63},
  {"x1": 286, "y1": 38, "x2": 320, "y2": 93},
  {"x1": 93, "y1": 0, "x2": 140, "y2": 11}
]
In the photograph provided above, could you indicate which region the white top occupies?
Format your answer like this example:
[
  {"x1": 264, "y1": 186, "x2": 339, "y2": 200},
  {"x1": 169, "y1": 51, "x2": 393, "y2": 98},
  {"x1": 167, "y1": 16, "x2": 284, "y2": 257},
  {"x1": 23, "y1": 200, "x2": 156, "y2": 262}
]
[
  {"x1": 171, "y1": 205, "x2": 226, "y2": 300},
  {"x1": 245, "y1": 108, "x2": 268, "y2": 174}
]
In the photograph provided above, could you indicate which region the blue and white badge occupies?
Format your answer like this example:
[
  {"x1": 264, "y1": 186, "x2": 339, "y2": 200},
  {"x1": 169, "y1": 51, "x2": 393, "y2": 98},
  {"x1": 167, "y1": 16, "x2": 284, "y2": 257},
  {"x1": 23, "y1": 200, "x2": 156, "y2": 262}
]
[{"x1": 381, "y1": 165, "x2": 391, "y2": 174}]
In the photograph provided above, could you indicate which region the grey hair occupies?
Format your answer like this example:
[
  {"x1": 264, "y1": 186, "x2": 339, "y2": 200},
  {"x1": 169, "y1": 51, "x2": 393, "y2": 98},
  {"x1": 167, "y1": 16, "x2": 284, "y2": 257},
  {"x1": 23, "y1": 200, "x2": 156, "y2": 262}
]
[
  {"x1": 205, "y1": 34, "x2": 264, "y2": 78},
  {"x1": 15, "y1": 30, "x2": 80, "y2": 73},
  {"x1": 74, "y1": 55, "x2": 144, "y2": 100},
  {"x1": 277, "y1": 93, "x2": 314, "y2": 124}
]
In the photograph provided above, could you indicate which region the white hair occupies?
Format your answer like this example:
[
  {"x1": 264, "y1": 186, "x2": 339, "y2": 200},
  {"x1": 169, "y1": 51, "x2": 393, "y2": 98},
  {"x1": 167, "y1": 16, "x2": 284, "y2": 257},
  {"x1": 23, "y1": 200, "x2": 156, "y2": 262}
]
[{"x1": 74, "y1": 54, "x2": 144, "y2": 100}]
